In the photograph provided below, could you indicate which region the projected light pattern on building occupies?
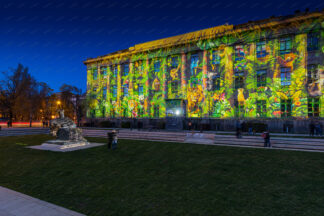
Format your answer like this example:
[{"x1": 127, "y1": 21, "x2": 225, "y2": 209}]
[{"x1": 84, "y1": 11, "x2": 324, "y2": 119}]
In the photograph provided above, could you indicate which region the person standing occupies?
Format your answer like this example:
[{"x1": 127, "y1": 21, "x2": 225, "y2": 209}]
[
  {"x1": 262, "y1": 130, "x2": 271, "y2": 147},
  {"x1": 309, "y1": 122, "x2": 315, "y2": 137}
]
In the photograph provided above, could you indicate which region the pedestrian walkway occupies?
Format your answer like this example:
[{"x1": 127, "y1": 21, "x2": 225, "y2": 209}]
[
  {"x1": 0, "y1": 186, "x2": 85, "y2": 216},
  {"x1": 0, "y1": 128, "x2": 49, "y2": 137}
]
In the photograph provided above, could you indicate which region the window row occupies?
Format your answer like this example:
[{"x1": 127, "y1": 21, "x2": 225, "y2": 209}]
[{"x1": 234, "y1": 98, "x2": 320, "y2": 118}]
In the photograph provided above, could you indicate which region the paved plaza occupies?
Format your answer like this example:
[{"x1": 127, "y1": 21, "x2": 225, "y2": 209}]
[{"x1": 0, "y1": 186, "x2": 85, "y2": 216}]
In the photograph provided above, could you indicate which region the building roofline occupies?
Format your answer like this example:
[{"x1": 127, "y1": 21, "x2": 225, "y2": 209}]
[{"x1": 83, "y1": 10, "x2": 324, "y2": 65}]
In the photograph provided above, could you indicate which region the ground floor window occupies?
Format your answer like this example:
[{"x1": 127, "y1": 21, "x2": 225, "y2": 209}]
[
  {"x1": 281, "y1": 99, "x2": 292, "y2": 117},
  {"x1": 171, "y1": 81, "x2": 179, "y2": 94},
  {"x1": 234, "y1": 100, "x2": 244, "y2": 117},
  {"x1": 308, "y1": 97, "x2": 320, "y2": 117},
  {"x1": 138, "y1": 107, "x2": 143, "y2": 117},
  {"x1": 256, "y1": 100, "x2": 267, "y2": 117},
  {"x1": 153, "y1": 105, "x2": 159, "y2": 118}
]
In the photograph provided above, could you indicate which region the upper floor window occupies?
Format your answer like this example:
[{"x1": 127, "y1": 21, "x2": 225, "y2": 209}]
[
  {"x1": 138, "y1": 85, "x2": 144, "y2": 96},
  {"x1": 307, "y1": 64, "x2": 319, "y2": 84},
  {"x1": 123, "y1": 64, "x2": 129, "y2": 76},
  {"x1": 123, "y1": 84, "x2": 129, "y2": 97},
  {"x1": 100, "y1": 66, "x2": 107, "y2": 76},
  {"x1": 102, "y1": 87, "x2": 107, "y2": 99},
  {"x1": 113, "y1": 66, "x2": 118, "y2": 77},
  {"x1": 171, "y1": 57, "x2": 178, "y2": 69},
  {"x1": 256, "y1": 69, "x2": 267, "y2": 87},
  {"x1": 212, "y1": 74, "x2": 221, "y2": 90},
  {"x1": 281, "y1": 67, "x2": 291, "y2": 86},
  {"x1": 234, "y1": 71, "x2": 244, "y2": 89},
  {"x1": 307, "y1": 32, "x2": 320, "y2": 51},
  {"x1": 154, "y1": 61, "x2": 160, "y2": 73},
  {"x1": 190, "y1": 54, "x2": 199, "y2": 75},
  {"x1": 281, "y1": 99, "x2": 292, "y2": 117},
  {"x1": 212, "y1": 50, "x2": 221, "y2": 64},
  {"x1": 93, "y1": 68, "x2": 98, "y2": 80},
  {"x1": 112, "y1": 85, "x2": 117, "y2": 98},
  {"x1": 234, "y1": 45, "x2": 245, "y2": 61},
  {"x1": 256, "y1": 41, "x2": 267, "y2": 58},
  {"x1": 308, "y1": 97, "x2": 320, "y2": 117},
  {"x1": 279, "y1": 37, "x2": 292, "y2": 55}
]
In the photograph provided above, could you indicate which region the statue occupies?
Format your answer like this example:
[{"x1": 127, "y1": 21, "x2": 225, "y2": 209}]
[{"x1": 48, "y1": 109, "x2": 88, "y2": 145}]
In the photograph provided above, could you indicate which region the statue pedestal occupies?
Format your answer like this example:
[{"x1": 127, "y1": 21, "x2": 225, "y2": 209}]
[{"x1": 28, "y1": 142, "x2": 104, "y2": 152}]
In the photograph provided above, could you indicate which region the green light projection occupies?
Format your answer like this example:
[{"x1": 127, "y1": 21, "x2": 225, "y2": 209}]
[{"x1": 86, "y1": 17, "x2": 324, "y2": 119}]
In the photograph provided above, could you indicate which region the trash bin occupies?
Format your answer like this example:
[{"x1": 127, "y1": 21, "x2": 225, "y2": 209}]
[{"x1": 107, "y1": 130, "x2": 118, "y2": 149}]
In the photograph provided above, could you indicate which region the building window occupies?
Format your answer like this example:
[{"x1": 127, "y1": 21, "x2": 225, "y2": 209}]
[
  {"x1": 212, "y1": 50, "x2": 221, "y2": 64},
  {"x1": 122, "y1": 108, "x2": 127, "y2": 118},
  {"x1": 93, "y1": 68, "x2": 98, "y2": 80},
  {"x1": 212, "y1": 74, "x2": 221, "y2": 90},
  {"x1": 307, "y1": 32, "x2": 320, "y2": 51},
  {"x1": 191, "y1": 77, "x2": 199, "y2": 87},
  {"x1": 102, "y1": 87, "x2": 107, "y2": 99},
  {"x1": 235, "y1": 45, "x2": 245, "y2": 61},
  {"x1": 234, "y1": 100, "x2": 244, "y2": 118},
  {"x1": 234, "y1": 71, "x2": 244, "y2": 89},
  {"x1": 308, "y1": 97, "x2": 320, "y2": 117},
  {"x1": 138, "y1": 107, "x2": 143, "y2": 117},
  {"x1": 171, "y1": 57, "x2": 178, "y2": 68},
  {"x1": 113, "y1": 66, "x2": 118, "y2": 77},
  {"x1": 153, "y1": 105, "x2": 159, "y2": 118},
  {"x1": 190, "y1": 54, "x2": 199, "y2": 75},
  {"x1": 256, "y1": 100, "x2": 267, "y2": 117},
  {"x1": 256, "y1": 69, "x2": 267, "y2": 87},
  {"x1": 112, "y1": 85, "x2": 117, "y2": 98},
  {"x1": 256, "y1": 41, "x2": 267, "y2": 58},
  {"x1": 123, "y1": 64, "x2": 129, "y2": 76},
  {"x1": 123, "y1": 84, "x2": 128, "y2": 97},
  {"x1": 307, "y1": 64, "x2": 319, "y2": 84},
  {"x1": 281, "y1": 99, "x2": 292, "y2": 117},
  {"x1": 154, "y1": 61, "x2": 160, "y2": 73},
  {"x1": 138, "y1": 85, "x2": 143, "y2": 96},
  {"x1": 171, "y1": 81, "x2": 179, "y2": 94},
  {"x1": 281, "y1": 67, "x2": 291, "y2": 86},
  {"x1": 100, "y1": 66, "x2": 107, "y2": 76},
  {"x1": 279, "y1": 37, "x2": 292, "y2": 55}
]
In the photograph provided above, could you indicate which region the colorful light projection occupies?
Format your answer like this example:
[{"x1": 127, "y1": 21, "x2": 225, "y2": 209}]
[{"x1": 85, "y1": 14, "x2": 324, "y2": 119}]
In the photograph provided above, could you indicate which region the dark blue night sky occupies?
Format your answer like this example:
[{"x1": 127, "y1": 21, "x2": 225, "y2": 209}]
[{"x1": 0, "y1": 0, "x2": 323, "y2": 92}]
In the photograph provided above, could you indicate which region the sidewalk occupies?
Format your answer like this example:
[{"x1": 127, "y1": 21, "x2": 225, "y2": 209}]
[{"x1": 0, "y1": 186, "x2": 85, "y2": 216}]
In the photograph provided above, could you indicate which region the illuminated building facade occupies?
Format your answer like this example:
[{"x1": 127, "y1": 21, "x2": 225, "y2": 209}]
[{"x1": 84, "y1": 11, "x2": 324, "y2": 132}]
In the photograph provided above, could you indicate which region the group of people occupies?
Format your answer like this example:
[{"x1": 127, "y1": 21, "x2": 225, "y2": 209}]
[
  {"x1": 236, "y1": 120, "x2": 271, "y2": 148},
  {"x1": 309, "y1": 122, "x2": 323, "y2": 137}
]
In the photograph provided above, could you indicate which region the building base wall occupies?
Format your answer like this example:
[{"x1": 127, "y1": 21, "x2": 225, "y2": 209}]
[{"x1": 84, "y1": 117, "x2": 324, "y2": 134}]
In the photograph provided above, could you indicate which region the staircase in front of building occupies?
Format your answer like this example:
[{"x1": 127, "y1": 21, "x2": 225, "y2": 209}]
[
  {"x1": 83, "y1": 129, "x2": 187, "y2": 143},
  {"x1": 213, "y1": 135, "x2": 324, "y2": 152}
]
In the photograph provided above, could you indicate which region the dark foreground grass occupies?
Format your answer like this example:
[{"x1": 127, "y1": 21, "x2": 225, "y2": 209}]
[{"x1": 0, "y1": 135, "x2": 324, "y2": 216}]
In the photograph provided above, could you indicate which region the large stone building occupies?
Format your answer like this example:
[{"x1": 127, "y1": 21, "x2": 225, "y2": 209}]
[{"x1": 84, "y1": 10, "x2": 324, "y2": 132}]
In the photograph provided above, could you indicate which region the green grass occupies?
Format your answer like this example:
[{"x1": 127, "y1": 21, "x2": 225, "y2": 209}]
[{"x1": 1, "y1": 135, "x2": 324, "y2": 216}]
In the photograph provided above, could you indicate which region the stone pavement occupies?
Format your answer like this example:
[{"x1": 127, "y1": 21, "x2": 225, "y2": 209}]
[{"x1": 0, "y1": 186, "x2": 85, "y2": 216}]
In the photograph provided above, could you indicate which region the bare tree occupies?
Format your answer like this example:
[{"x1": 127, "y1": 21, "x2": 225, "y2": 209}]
[{"x1": 59, "y1": 84, "x2": 84, "y2": 126}]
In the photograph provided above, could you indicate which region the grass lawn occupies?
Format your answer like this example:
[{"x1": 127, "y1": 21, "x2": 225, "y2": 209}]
[{"x1": 1, "y1": 135, "x2": 324, "y2": 216}]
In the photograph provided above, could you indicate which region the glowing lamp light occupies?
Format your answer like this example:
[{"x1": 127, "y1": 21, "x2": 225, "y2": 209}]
[
  {"x1": 57, "y1": 100, "x2": 61, "y2": 105},
  {"x1": 175, "y1": 109, "x2": 181, "y2": 116}
]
